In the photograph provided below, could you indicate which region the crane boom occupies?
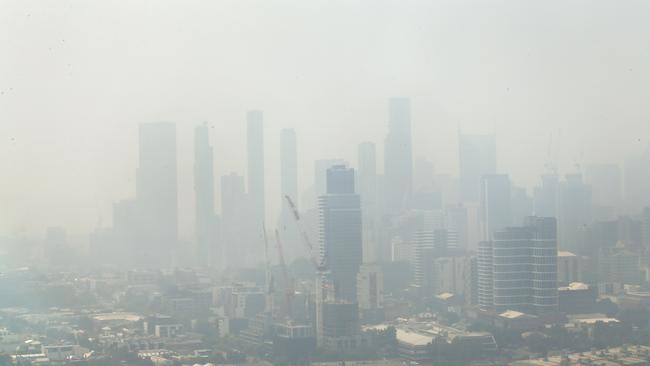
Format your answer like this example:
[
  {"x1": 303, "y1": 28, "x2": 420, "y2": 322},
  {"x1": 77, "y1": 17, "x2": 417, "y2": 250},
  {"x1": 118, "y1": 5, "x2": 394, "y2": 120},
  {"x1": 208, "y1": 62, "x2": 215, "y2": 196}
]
[
  {"x1": 284, "y1": 195, "x2": 327, "y2": 272},
  {"x1": 262, "y1": 222, "x2": 274, "y2": 314},
  {"x1": 275, "y1": 229, "x2": 294, "y2": 319}
]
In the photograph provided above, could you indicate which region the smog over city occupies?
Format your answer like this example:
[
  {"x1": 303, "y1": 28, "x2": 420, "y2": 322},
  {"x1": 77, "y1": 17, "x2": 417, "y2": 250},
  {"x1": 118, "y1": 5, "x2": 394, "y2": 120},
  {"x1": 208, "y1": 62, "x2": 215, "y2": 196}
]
[{"x1": 2, "y1": 2, "x2": 650, "y2": 366}]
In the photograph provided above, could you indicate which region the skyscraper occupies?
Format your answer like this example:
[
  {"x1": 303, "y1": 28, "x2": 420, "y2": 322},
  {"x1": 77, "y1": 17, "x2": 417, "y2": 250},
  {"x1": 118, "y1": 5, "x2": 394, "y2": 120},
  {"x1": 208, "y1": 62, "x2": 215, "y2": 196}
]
[
  {"x1": 314, "y1": 159, "x2": 346, "y2": 196},
  {"x1": 459, "y1": 134, "x2": 497, "y2": 203},
  {"x1": 384, "y1": 97, "x2": 413, "y2": 214},
  {"x1": 480, "y1": 174, "x2": 511, "y2": 241},
  {"x1": 247, "y1": 110, "x2": 265, "y2": 227},
  {"x1": 533, "y1": 174, "x2": 559, "y2": 218},
  {"x1": 319, "y1": 165, "x2": 363, "y2": 302},
  {"x1": 358, "y1": 142, "x2": 378, "y2": 262},
  {"x1": 136, "y1": 122, "x2": 177, "y2": 268},
  {"x1": 584, "y1": 163, "x2": 621, "y2": 218},
  {"x1": 558, "y1": 174, "x2": 592, "y2": 252},
  {"x1": 478, "y1": 217, "x2": 558, "y2": 314},
  {"x1": 194, "y1": 124, "x2": 217, "y2": 267}
]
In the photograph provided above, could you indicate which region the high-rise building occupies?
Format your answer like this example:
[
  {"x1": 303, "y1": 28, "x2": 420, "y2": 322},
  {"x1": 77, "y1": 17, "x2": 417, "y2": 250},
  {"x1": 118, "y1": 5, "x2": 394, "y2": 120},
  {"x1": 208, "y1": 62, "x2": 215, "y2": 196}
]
[
  {"x1": 558, "y1": 174, "x2": 592, "y2": 252},
  {"x1": 432, "y1": 256, "x2": 472, "y2": 299},
  {"x1": 194, "y1": 124, "x2": 217, "y2": 267},
  {"x1": 384, "y1": 97, "x2": 413, "y2": 214},
  {"x1": 247, "y1": 110, "x2": 265, "y2": 227},
  {"x1": 585, "y1": 164, "x2": 621, "y2": 219},
  {"x1": 413, "y1": 228, "x2": 460, "y2": 295},
  {"x1": 598, "y1": 247, "x2": 641, "y2": 285},
  {"x1": 136, "y1": 122, "x2": 177, "y2": 268},
  {"x1": 358, "y1": 142, "x2": 378, "y2": 263},
  {"x1": 356, "y1": 263, "x2": 384, "y2": 319},
  {"x1": 315, "y1": 159, "x2": 346, "y2": 196},
  {"x1": 319, "y1": 165, "x2": 362, "y2": 302},
  {"x1": 480, "y1": 174, "x2": 511, "y2": 241},
  {"x1": 533, "y1": 174, "x2": 559, "y2": 218},
  {"x1": 478, "y1": 217, "x2": 558, "y2": 315},
  {"x1": 557, "y1": 251, "x2": 580, "y2": 286},
  {"x1": 247, "y1": 111, "x2": 265, "y2": 265},
  {"x1": 511, "y1": 186, "x2": 534, "y2": 226},
  {"x1": 459, "y1": 134, "x2": 496, "y2": 203},
  {"x1": 446, "y1": 205, "x2": 469, "y2": 250}
]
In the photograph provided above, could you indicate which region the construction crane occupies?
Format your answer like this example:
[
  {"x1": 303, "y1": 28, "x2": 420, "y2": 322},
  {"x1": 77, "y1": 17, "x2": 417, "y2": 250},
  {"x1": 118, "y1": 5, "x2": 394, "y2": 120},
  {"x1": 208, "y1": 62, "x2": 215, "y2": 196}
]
[
  {"x1": 283, "y1": 195, "x2": 334, "y2": 301},
  {"x1": 262, "y1": 222, "x2": 274, "y2": 315},
  {"x1": 274, "y1": 229, "x2": 295, "y2": 319},
  {"x1": 283, "y1": 195, "x2": 327, "y2": 273}
]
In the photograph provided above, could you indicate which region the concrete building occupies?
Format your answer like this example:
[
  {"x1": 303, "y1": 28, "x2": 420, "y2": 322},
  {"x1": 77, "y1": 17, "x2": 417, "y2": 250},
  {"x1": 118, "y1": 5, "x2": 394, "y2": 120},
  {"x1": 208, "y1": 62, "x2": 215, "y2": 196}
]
[
  {"x1": 598, "y1": 247, "x2": 641, "y2": 285},
  {"x1": 558, "y1": 282, "x2": 597, "y2": 314},
  {"x1": 136, "y1": 122, "x2": 177, "y2": 268},
  {"x1": 478, "y1": 217, "x2": 558, "y2": 314},
  {"x1": 356, "y1": 263, "x2": 384, "y2": 319},
  {"x1": 433, "y1": 256, "x2": 472, "y2": 299},
  {"x1": 558, "y1": 174, "x2": 592, "y2": 252},
  {"x1": 384, "y1": 97, "x2": 413, "y2": 214},
  {"x1": 509, "y1": 345, "x2": 650, "y2": 366},
  {"x1": 247, "y1": 110, "x2": 265, "y2": 264},
  {"x1": 319, "y1": 165, "x2": 363, "y2": 302},
  {"x1": 480, "y1": 174, "x2": 512, "y2": 241},
  {"x1": 317, "y1": 302, "x2": 362, "y2": 350},
  {"x1": 194, "y1": 124, "x2": 217, "y2": 267},
  {"x1": 533, "y1": 174, "x2": 559, "y2": 218},
  {"x1": 220, "y1": 173, "x2": 247, "y2": 268},
  {"x1": 557, "y1": 251, "x2": 580, "y2": 285},
  {"x1": 459, "y1": 134, "x2": 496, "y2": 203},
  {"x1": 585, "y1": 163, "x2": 621, "y2": 217},
  {"x1": 358, "y1": 142, "x2": 379, "y2": 263}
]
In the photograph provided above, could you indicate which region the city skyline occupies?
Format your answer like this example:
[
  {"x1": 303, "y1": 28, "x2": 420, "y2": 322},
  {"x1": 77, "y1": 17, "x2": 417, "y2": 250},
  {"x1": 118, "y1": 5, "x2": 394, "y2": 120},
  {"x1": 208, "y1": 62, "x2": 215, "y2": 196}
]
[{"x1": 5, "y1": 1, "x2": 650, "y2": 238}]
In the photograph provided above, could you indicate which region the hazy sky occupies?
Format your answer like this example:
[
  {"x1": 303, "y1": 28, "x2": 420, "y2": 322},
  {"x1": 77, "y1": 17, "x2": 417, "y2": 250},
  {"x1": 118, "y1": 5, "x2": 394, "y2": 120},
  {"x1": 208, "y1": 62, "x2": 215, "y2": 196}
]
[{"x1": 3, "y1": 0, "x2": 650, "y2": 240}]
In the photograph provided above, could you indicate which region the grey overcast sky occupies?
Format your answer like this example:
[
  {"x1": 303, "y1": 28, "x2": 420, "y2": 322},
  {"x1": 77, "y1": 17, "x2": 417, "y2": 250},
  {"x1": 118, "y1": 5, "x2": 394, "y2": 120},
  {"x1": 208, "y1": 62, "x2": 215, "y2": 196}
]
[{"x1": 2, "y1": 0, "x2": 650, "y2": 240}]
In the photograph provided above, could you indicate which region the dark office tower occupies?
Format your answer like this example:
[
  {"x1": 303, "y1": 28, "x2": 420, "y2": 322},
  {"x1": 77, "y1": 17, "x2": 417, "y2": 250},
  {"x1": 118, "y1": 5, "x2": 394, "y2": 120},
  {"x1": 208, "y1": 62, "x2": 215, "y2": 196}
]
[
  {"x1": 478, "y1": 217, "x2": 558, "y2": 315},
  {"x1": 315, "y1": 159, "x2": 346, "y2": 196},
  {"x1": 384, "y1": 97, "x2": 413, "y2": 214},
  {"x1": 459, "y1": 134, "x2": 497, "y2": 203},
  {"x1": 585, "y1": 164, "x2": 621, "y2": 219},
  {"x1": 136, "y1": 122, "x2": 177, "y2": 268},
  {"x1": 319, "y1": 165, "x2": 363, "y2": 302},
  {"x1": 221, "y1": 173, "x2": 247, "y2": 267},
  {"x1": 358, "y1": 142, "x2": 378, "y2": 262},
  {"x1": 247, "y1": 110, "x2": 265, "y2": 227},
  {"x1": 280, "y1": 129, "x2": 298, "y2": 206},
  {"x1": 480, "y1": 174, "x2": 511, "y2": 241},
  {"x1": 558, "y1": 174, "x2": 592, "y2": 252},
  {"x1": 533, "y1": 174, "x2": 559, "y2": 217},
  {"x1": 194, "y1": 124, "x2": 216, "y2": 267}
]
